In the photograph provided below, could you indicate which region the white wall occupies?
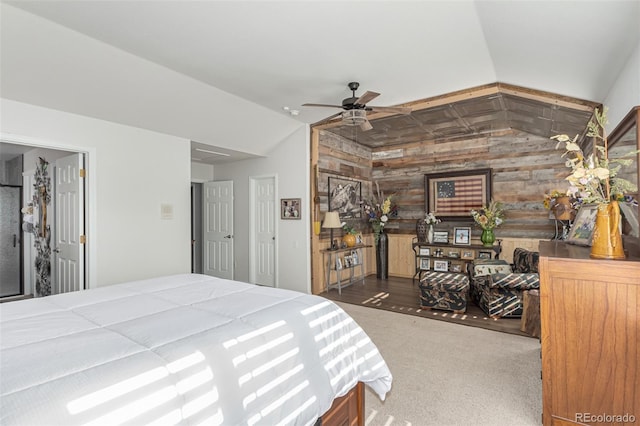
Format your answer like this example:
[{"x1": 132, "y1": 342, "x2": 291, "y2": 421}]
[
  {"x1": 605, "y1": 40, "x2": 640, "y2": 130},
  {"x1": 1, "y1": 99, "x2": 191, "y2": 288},
  {"x1": 1, "y1": 4, "x2": 302, "y2": 157},
  {"x1": 213, "y1": 126, "x2": 310, "y2": 293},
  {"x1": 191, "y1": 162, "x2": 214, "y2": 183}
]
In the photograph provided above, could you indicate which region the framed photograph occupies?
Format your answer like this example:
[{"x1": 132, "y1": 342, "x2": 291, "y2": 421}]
[
  {"x1": 328, "y1": 176, "x2": 362, "y2": 219},
  {"x1": 420, "y1": 258, "x2": 430, "y2": 270},
  {"x1": 433, "y1": 260, "x2": 449, "y2": 272},
  {"x1": 419, "y1": 247, "x2": 430, "y2": 256},
  {"x1": 461, "y1": 250, "x2": 475, "y2": 260},
  {"x1": 453, "y1": 227, "x2": 471, "y2": 245},
  {"x1": 281, "y1": 198, "x2": 301, "y2": 219},
  {"x1": 566, "y1": 204, "x2": 599, "y2": 246},
  {"x1": 478, "y1": 251, "x2": 492, "y2": 259},
  {"x1": 335, "y1": 257, "x2": 343, "y2": 270},
  {"x1": 425, "y1": 168, "x2": 492, "y2": 220},
  {"x1": 344, "y1": 255, "x2": 352, "y2": 268},
  {"x1": 355, "y1": 233, "x2": 363, "y2": 244},
  {"x1": 451, "y1": 264, "x2": 462, "y2": 273},
  {"x1": 433, "y1": 231, "x2": 449, "y2": 243},
  {"x1": 350, "y1": 250, "x2": 359, "y2": 265},
  {"x1": 448, "y1": 250, "x2": 460, "y2": 258}
]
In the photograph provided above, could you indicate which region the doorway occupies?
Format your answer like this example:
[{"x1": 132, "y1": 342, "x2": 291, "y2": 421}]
[
  {"x1": 191, "y1": 182, "x2": 203, "y2": 274},
  {"x1": 0, "y1": 141, "x2": 88, "y2": 298},
  {"x1": 0, "y1": 185, "x2": 23, "y2": 297}
]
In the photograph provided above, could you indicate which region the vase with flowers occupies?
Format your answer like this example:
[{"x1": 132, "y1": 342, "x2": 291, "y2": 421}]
[
  {"x1": 362, "y1": 183, "x2": 398, "y2": 279},
  {"x1": 470, "y1": 200, "x2": 504, "y2": 247},
  {"x1": 418, "y1": 212, "x2": 440, "y2": 243},
  {"x1": 552, "y1": 107, "x2": 638, "y2": 259}
]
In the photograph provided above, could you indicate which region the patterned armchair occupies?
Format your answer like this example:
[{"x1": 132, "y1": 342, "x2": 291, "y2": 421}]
[{"x1": 470, "y1": 248, "x2": 540, "y2": 318}]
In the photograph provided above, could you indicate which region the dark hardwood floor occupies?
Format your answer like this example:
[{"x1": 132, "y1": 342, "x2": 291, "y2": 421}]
[{"x1": 320, "y1": 275, "x2": 533, "y2": 338}]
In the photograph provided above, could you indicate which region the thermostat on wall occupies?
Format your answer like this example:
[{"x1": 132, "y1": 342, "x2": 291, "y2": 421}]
[{"x1": 160, "y1": 204, "x2": 174, "y2": 220}]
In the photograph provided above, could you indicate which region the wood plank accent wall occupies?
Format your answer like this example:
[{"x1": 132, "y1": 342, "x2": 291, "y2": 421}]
[
  {"x1": 310, "y1": 125, "x2": 559, "y2": 293},
  {"x1": 316, "y1": 127, "x2": 569, "y2": 240}
]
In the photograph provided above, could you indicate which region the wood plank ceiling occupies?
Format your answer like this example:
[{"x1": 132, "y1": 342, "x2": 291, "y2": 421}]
[{"x1": 314, "y1": 83, "x2": 601, "y2": 148}]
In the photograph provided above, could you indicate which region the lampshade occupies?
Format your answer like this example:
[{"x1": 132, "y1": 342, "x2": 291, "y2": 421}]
[
  {"x1": 342, "y1": 110, "x2": 367, "y2": 126},
  {"x1": 322, "y1": 211, "x2": 342, "y2": 229}
]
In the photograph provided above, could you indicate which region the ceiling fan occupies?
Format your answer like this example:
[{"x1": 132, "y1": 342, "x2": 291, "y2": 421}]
[{"x1": 302, "y1": 82, "x2": 411, "y2": 131}]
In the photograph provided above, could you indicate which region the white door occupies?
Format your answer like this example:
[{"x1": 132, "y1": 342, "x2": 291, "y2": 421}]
[
  {"x1": 250, "y1": 176, "x2": 276, "y2": 287},
  {"x1": 53, "y1": 153, "x2": 85, "y2": 294},
  {"x1": 203, "y1": 181, "x2": 234, "y2": 279}
]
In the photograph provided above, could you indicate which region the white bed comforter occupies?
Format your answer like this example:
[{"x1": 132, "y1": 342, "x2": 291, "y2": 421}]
[{"x1": 0, "y1": 274, "x2": 392, "y2": 426}]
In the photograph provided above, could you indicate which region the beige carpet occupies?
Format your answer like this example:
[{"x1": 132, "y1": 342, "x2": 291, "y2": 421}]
[{"x1": 337, "y1": 302, "x2": 542, "y2": 426}]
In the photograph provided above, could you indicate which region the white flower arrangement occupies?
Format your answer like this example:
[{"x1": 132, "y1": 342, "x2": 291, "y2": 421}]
[{"x1": 424, "y1": 212, "x2": 440, "y2": 225}]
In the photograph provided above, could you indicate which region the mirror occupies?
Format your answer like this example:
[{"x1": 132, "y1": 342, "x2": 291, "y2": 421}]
[{"x1": 609, "y1": 106, "x2": 639, "y2": 238}]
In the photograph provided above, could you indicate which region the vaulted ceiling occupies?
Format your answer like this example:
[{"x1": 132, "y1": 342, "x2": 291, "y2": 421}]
[
  {"x1": 316, "y1": 83, "x2": 600, "y2": 149},
  {"x1": 2, "y1": 1, "x2": 639, "y2": 161}
]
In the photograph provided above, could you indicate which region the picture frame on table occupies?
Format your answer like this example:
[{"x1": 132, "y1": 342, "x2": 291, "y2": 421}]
[
  {"x1": 425, "y1": 168, "x2": 492, "y2": 220},
  {"x1": 478, "y1": 251, "x2": 492, "y2": 260},
  {"x1": 453, "y1": 227, "x2": 471, "y2": 245},
  {"x1": 461, "y1": 250, "x2": 475, "y2": 260},
  {"x1": 433, "y1": 260, "x2": 449, "y2": 272},
  {"x1": 451, "y1": 264, "x2": 462, "y2": 273},
  {"x1": 350, "y1": 250, "x2": 359, "y2": 265},
  {"x1": 420, "y1": 258, "x2": 430, "y2": 270},
  {"x1": 566, "y1": 203, "x2": 599, "y2": 246},
  {"x1": 448, "y1": 250, "x2": 460, "y2": 258},
  {"x1": 355, "y1": 233, "x2": 363, "y2": 245},
  {"x1": 433, "y1": 231, "x2": 449, "y2": 243},
  {"x1": 419, "y1": 247, "x2": 430, "y2": 256},
  {"x1": 335, "y1": 257, "x2": 343, "y2": 270}
]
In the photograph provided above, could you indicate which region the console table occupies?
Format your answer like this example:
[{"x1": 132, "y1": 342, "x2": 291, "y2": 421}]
[
  {"x1": 412, "y1": 238, "x2": 502, "y2": 282},
  {"x1": 321, "y1": 245, "x2": 371, "y2": 294}
]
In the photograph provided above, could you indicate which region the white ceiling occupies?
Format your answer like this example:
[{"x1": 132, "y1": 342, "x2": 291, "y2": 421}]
[{"x1": 2, "y1": 0, "x2": 639, "y2": 163}]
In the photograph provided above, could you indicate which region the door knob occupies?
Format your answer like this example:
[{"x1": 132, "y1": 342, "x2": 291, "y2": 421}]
[
  {"x1": 53, "y1": 247, "x2": 60, "y2": 253},
  {"x1": 224, "y1": 234, "x2": 232, "y2": 239}
]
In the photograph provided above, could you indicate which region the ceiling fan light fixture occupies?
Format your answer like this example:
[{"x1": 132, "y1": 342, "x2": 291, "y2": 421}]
[{"x1": 342, "y1": 109, "x2": 367, "y2": 126}]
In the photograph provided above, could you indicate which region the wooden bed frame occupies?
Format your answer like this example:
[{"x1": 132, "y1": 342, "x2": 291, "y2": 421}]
[{"x1": 318, "y1": 382, "x2": 364, "y2": 426}]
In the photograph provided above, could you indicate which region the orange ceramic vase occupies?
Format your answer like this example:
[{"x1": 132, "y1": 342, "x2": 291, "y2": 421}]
[
  {"x1": 590, "y1": 201, "x2": 626, "y2": 260},
  {"x1": 343, "y1": 233, "x2": 357, "y2": 248}
]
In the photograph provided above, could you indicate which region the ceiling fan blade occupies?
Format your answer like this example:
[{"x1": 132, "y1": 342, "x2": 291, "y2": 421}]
[
  {"x1": 360, "y1": 119, "x2": 373, "y2": 132},
  {"x1": 368, "y1": 106, "x2": 412, "y2": 115},
  {"x1": 302, "y1": 103, "x2": 344, "y2": 109},
  {"x1": 356, "y1": 91, "x2": 380, "y2": 105}
]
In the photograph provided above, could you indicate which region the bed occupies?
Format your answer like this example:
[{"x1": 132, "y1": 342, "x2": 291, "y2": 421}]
[{"x1": 0, "y1": 274, "x2": 392, "y2": 425}]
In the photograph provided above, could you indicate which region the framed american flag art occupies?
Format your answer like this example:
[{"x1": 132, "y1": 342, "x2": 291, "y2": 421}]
[{"x1": 425, "y1": 168, "x2": 492, "y2": 220}]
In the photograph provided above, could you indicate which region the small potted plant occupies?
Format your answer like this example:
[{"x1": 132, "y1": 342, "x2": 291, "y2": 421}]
[{"x1": 341, "y1": 222, "x2": 358, "y2": 247}]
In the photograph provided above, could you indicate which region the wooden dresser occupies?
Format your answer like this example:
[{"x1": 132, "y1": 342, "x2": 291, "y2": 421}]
[{"x1": 539, "y1": 240, "x2": 640, "y2": 426}]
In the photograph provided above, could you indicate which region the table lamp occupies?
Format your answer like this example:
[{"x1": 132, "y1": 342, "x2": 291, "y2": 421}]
[{"x1": 322, "y1": 211, "x2": 342, "y2": 250}]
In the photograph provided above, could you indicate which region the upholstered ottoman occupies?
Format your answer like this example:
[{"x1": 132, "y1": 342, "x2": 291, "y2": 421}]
[
  {"x1": 418, "y1": 271, "x2": 470, "y2": 313},
  {"x1": 471, "y1": 253, "x2": 540, "y2": 318}
]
